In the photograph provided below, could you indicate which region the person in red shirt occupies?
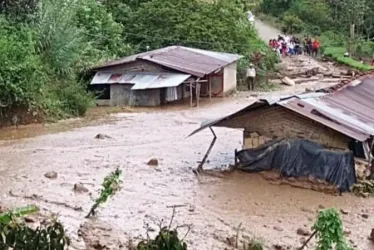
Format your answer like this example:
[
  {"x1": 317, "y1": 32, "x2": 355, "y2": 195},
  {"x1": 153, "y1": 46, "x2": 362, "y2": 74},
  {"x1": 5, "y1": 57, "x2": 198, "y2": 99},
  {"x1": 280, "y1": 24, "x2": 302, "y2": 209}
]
[{"x1": 312, "y1": 39, "x2": 320, "y2": 57}]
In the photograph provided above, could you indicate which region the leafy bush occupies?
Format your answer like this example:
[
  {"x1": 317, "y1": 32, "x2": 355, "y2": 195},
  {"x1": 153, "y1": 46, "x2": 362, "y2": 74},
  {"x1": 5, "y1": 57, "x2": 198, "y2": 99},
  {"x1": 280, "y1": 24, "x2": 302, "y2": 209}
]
[
  {"x1": 0, "y1": 205, "x2": 70, "y2": 249},
  {"x1": 282, "y1": 14, "x2": 304, "y2": 34},
  {"x1": 0, "y1": 18, "x2": 45, "y2": 110},
  {"x1": 313, "y1": 208, "x2": 354, "y2": 250},
  {"x1": 319, "y1": 31, "x2": 346, "y2": 48},
  {"x1": 136, "y1": 227, "x2": 187, "y2": 250},
  {"x1": 86, "y1": 168, "x2": 122, "y2": 218}
]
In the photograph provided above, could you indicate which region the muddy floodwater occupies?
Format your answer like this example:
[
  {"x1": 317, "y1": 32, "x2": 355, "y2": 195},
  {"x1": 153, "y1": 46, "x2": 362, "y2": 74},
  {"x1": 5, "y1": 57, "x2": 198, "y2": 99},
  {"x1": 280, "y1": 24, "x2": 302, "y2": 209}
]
[{"x1": 0, "y1": 97, "x2": 373, "y2": 250}]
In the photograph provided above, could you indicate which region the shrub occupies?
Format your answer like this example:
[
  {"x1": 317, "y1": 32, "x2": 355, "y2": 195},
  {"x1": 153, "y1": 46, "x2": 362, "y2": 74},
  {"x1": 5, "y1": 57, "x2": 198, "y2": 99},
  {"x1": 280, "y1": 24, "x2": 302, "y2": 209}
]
[
  {"x1": 323, "y1": 46, "x2": 374, "y2": 71},
  {"x1": 282, "y1": 14, "x2": 304, "y2": 34},
  {"x1": 313, "y1": 208, "x2": 354, "y2": 250},
  {"x1": 0, "y1": 18, "x2": 45, "y2": 109},
  {"x1": 0, "y1": 205, "x2": 70, "y2": 249}
]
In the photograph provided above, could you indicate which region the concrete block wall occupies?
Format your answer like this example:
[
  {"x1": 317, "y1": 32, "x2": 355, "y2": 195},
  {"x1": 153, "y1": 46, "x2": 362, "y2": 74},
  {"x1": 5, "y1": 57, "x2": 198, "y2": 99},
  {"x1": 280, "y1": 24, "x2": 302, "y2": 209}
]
[
  {"x1": 243, "y1": 132, "x2": 271, "y2": 149},
  {"x1": 225, "y1": 105, "x2": 351, "y2": 150}
]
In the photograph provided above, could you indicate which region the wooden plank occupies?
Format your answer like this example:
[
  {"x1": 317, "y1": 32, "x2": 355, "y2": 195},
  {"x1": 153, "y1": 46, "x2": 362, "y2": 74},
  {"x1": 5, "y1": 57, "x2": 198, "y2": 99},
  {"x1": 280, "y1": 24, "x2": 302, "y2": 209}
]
[
  {"x1": 209, "y1": 78, "x2": 212, "y2": 100},
  {"x1": 190, "y1": 82, "x2": 193, "y2": 107}
]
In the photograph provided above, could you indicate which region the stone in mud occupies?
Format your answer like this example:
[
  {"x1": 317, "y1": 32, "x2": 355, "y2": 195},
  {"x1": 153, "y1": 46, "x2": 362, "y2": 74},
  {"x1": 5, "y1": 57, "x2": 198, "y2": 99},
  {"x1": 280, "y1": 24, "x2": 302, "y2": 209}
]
[
  {"x1": 318, "y1": 204, "x2": 325, "y2": 209},
  {"x1": 24, "y1": 216, "x2": 36, "y2": 223},
  {"x1": 297, "y1": 228, "x2": 311, "y2": 236},
  {"x1": 300, "y1": 207, "x2": 314, "y2": 214},
  {"x1": 362, "y1": 214, "x2": 369, "y2": 219},
  {"x1": 370, "y1": 229, "x2": 374, "y2": 242},
  {"x1": 74, "y1": 183, "x2": 89, "y2": 193},
  {"x1": 273, "y1": 226, "x2": 283, "y2": 232},
  {"x1": 281, "y1": 76, "x2": 295, "y2": 86},
  {"x1": 273, "y1": 244, "x2": 286, "y2": 250},
  {"x1": 95, "y1": 133, "x2": 112, "y2": 139},
  {"x1": 147, "y1": 158, "x2": 158, "y2": 166},
  {"x1": 44, "y1": 171, "x2": 57, "y2": 179},
  {"x1": 340, "y1": 209, "x2": 349, "y2": 215}
]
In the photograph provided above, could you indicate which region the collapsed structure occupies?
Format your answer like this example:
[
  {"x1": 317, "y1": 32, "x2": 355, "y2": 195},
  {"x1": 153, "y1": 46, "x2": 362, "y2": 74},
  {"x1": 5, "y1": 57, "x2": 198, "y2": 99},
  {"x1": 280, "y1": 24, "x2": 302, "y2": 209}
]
[{"x1": 190, "y1": 74, "x2": 374, "y2": 191}]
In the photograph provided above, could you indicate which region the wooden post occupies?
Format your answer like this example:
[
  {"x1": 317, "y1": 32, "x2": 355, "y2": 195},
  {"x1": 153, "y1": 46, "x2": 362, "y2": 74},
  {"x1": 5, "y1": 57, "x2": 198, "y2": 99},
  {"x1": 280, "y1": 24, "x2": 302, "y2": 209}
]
[
  {"x1": 197, "y1": 127, "x2": 217, "y2": 172},
  {"x1": 209, "y1": 76, "x2": 212, "y2": 101},
  {"x1": 196, "y1": 82, "x2": 201, "y2": 107},
  {"x1": 189, "y1": 82, "x2": 193, "y2": 107},
  {"x1": 349, "y1": 24, "x2": 355, "y2": 55}
]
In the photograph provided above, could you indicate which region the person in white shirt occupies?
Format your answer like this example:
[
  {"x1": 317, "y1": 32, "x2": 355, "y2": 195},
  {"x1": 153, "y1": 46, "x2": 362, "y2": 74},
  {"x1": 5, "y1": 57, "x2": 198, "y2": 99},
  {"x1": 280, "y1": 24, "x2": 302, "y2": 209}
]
[{"x1": 246, "y1": 63, "x2": 256, "y2": 90}]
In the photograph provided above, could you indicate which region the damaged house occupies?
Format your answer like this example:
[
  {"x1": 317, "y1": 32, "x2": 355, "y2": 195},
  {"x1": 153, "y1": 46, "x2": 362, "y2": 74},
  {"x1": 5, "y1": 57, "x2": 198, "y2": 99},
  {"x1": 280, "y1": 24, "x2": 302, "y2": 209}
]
[
  {"x1": 190, "y1": 75, "x2": 374, "y2": 192},
  {"x1": 90, "y1": 46, "x2": 243, "y2": 107}
]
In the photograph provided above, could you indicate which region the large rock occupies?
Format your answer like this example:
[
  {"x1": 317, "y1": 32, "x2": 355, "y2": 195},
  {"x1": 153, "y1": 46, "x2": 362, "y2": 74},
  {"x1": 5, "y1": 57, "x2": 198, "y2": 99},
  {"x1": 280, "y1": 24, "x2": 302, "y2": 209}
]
[
  {"x1": 370, "y1": 229, "x2": 374, "y2": 243},
  {"x1": 74, "y1": 183, "x2": 89, "y2": 193},
  {"x1": 297, "y1": 228, "x2": 311, "y2": 236},
  {"x1": 95, "y1": 133, "x2": 112, "y2": 139},
  {"x1": 44, "y1": 171, "x2": 58, "y2": 179},
  {"x1": 281, "y1": 77, "x2": 295, "y2": 86},
  {"x1": 147, "y1": 158, "x2": 159, "y2": 166}
]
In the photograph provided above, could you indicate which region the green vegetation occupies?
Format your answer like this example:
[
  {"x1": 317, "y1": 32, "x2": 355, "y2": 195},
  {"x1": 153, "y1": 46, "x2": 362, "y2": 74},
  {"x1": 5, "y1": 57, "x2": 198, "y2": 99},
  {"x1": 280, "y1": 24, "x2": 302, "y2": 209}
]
[
  {"x1": 312, "y1": 208, "x2": 354, "y2": 250},
  {"x1": 86, "y1": 167, "x2": 122, "y2": 218},
  {"x1": 137, "y1": 227, "x2": 188, "y2": 250},
  {"x1": 259, "y1": 0, "x2": 374, "y2": 70},
  {"x1": 323, "y1": 47, "x2": 374, "y2": 71},
  {"x1": 0, "y1": 0, "x2": 274, "y2": 124},
  {"x1": 0, "y1": 205, "x2": 70, "y2": 249}
]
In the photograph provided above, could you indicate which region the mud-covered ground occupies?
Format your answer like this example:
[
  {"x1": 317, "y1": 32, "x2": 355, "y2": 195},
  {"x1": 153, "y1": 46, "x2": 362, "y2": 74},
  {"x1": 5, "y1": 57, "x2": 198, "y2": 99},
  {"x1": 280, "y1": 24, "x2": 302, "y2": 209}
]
[
  {"x1": 0, "y1": 20, "x2": 373, "y2": 250},
  {"x1": 0, "y1": 96, "x2": 373, "y2": 250}
]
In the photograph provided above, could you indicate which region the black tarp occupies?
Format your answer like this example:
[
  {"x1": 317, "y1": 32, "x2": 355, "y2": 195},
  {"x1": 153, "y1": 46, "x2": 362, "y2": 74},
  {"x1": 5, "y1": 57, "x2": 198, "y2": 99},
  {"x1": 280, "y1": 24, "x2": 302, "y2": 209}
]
[{"x1": 236, "y1": 139, "x2": 356, "y2": 192}]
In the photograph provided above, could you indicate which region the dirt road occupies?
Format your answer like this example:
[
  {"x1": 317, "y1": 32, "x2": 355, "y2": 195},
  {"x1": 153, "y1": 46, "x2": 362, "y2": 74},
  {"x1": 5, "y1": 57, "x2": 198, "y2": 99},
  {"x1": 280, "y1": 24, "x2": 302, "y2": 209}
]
[
  {"x1": 254, "y1": 19, "x2": 281, "y2": 42},
  {"x1": 0, "y1": 23, "x2": 372, "y2": 250}
]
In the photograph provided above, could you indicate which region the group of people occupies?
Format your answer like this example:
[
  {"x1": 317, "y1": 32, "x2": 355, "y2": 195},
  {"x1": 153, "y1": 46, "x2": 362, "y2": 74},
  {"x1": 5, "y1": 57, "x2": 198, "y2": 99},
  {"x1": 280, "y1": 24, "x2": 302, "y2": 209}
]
[{"x1": 268, "y1": 35, "x2": 320, "y2": 57}]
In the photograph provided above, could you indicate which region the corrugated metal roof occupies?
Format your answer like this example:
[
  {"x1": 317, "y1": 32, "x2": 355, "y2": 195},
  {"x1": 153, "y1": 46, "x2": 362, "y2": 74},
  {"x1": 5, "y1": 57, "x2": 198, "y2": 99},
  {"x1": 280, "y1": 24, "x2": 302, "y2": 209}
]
[
  {"x1": 189, "y1": 76, "x2": 374, "y2": 142},
  {"x1": 91, "y1": 72, "x2": 190, "y2": 90},
  {"x1": 92, "y1": 46, "x2": 243, "y2": 77}
]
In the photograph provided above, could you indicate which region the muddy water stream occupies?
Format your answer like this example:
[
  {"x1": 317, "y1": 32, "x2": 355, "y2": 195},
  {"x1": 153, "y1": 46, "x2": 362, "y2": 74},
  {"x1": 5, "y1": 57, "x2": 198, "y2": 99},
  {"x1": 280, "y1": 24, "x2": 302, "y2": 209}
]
[{"x1": 0, "y1": 97, "x2": 373, "y2": 250}]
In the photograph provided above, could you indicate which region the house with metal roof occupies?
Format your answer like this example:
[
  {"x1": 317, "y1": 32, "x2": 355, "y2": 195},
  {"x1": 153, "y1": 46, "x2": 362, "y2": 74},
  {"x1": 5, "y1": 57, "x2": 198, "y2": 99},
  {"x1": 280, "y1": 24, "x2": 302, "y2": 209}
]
[
  {"x1": 190, "y1": 75, "x2": 374, "y2": 160},
  {"x1": 90, "y1": 46, "x2": 243, "y2": 107}
]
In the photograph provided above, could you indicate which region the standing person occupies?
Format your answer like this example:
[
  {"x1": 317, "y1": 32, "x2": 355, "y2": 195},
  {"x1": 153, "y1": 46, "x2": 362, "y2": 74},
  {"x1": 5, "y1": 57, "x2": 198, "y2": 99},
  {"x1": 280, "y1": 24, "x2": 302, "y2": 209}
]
[
  {"x1": 246, "y1": 63, "x2": 256, "y2": 91},
  {"x1": 295, "y1": 38, "x2": 301, "y2": 55},
  {"x1": 281, "y1": 41, "x2": 287, "y2": 56},
  {"x1": 307, "y1": 38, "x2": 313, "y2": 56},
  {"x1": 312, "y1": 39, "x2": 320, "y2": 57}
]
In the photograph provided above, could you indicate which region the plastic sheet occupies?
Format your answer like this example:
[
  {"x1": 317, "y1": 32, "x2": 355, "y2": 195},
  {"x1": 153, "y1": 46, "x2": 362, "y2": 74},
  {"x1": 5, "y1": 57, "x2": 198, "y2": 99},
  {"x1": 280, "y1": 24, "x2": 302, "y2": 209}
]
[{"x1": 236, "y1": 139, "x2": 356, "y2": 192}]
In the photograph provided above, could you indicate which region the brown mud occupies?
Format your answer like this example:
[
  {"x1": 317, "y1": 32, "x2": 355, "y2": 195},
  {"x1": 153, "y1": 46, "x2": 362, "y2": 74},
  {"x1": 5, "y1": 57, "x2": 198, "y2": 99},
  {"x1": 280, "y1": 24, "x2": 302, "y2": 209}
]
[{"x1": 0, "y1": 95, "x2": 373, "y2": 250}]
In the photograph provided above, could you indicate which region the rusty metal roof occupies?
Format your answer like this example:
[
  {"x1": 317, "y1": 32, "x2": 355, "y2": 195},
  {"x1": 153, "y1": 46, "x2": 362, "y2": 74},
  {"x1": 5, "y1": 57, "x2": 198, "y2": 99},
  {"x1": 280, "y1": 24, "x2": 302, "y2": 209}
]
[
  {"x1": 91, "y1": 72, "x2": 191, "y2": 90},
  {"x1": 189, "y1": 76, "x2": 374, "y2": 142},
  {"x1": 92, "y1": 46, "x2": 243, "y2": 77}
]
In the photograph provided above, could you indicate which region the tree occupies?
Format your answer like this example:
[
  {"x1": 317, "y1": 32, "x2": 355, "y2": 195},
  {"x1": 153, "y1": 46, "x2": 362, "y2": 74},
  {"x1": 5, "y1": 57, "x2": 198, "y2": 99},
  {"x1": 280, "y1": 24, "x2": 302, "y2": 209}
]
[{"x1": 0, "y1": 0, "x2": 39, "y2": 22}]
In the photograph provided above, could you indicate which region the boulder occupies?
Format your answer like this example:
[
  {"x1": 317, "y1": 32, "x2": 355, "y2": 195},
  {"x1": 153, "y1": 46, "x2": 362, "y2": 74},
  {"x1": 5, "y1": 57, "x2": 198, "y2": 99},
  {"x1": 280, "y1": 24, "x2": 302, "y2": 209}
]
[
  {"x1": 95, "y1": 133, "x2": 112, "y2": 140},
  {"x1": 281, "y1": 77, "x2": 295, "y2": 86},
  {"x1": 147, "y1": 158, "x2": 159, "y2": 166},
  {"x1": 297, "y1": 228, "x2": 311, "y2": 236},
  {"x1": 44, "y1": 171, "x2": 58, "y2": 179},
  {"x1": 74, "y1": 183, "x2": 89, "y2": 193}
]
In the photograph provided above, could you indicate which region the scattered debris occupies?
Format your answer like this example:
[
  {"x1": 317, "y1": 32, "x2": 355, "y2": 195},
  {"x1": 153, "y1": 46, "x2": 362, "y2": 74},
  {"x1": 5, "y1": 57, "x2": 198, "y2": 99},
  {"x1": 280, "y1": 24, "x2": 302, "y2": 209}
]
[
  {"x1": 95, "y1": 133, "x2": 112, "y2": 140},
  {"x1": 351, "y1": 180, "x2": 374, "y2": 197},
  {"x1": 44, "y1": 171, "x2": 58, "y2": 179},
  {"x1": 74, "y1": 183, "x2": 89, "y2": 193},
  {"x1": 147, "y1": 158, "x2": 159, "y2": 166}
]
